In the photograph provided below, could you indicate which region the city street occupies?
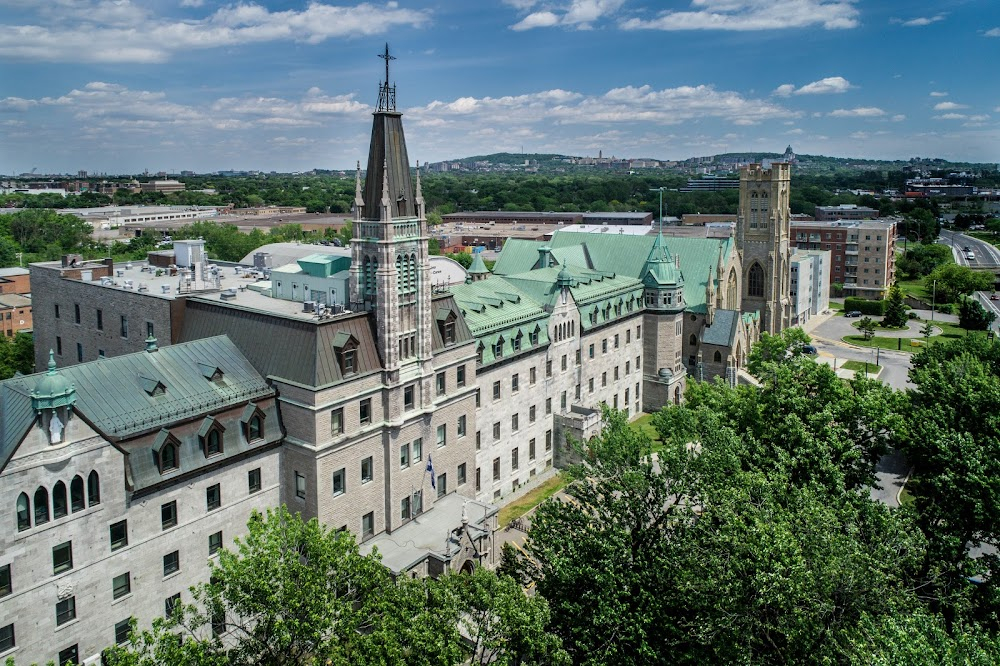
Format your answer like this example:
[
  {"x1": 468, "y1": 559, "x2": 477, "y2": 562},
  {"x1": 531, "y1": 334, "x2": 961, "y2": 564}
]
[{"x1": 940, "y1": 228, "x2": 1000, "y2": 267}]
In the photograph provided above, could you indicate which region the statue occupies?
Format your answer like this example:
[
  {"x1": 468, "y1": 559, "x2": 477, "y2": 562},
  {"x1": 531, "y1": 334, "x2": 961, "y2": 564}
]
[{"x1": 49, "y1": 411, "x2": 64, "y2": 444}]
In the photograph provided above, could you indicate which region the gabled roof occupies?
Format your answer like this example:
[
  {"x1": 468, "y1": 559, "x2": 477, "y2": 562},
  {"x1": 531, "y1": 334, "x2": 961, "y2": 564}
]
[{"x1": 701, "y1": 310, "x2": 740, "y2": 347}]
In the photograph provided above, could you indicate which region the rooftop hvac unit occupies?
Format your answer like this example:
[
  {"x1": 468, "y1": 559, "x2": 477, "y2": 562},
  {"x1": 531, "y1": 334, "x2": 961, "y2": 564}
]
[
  {"x1": 100, "y1": 277, "x2": 113, "y2": 286},
  {"x1": 116, "y1": 270, "x2": 124, "y2": 277},
  {"x1": 161, "y1": 285, "x2": 171, "y2": 294},
  {"x1": 303, "y1": 301, "x2": 316, "y2": 312},
  {"x1": 137, "y1": 283, "x2": 148, "y2": 292},
  {"x1": 331, "y1": 303, "x2": 344, "y2": 314},
  {"x1": 123, "y1": 280, "x2": 133, "y2": 289},
  {"x1": 220, "y1": 289, "x2": 237, "y2": 300}
]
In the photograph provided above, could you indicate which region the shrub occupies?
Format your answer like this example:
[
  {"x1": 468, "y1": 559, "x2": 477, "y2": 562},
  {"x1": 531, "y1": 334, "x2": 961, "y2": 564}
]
[{"x1": 844, "y1": 297, "x2": 886, "y2": 316}]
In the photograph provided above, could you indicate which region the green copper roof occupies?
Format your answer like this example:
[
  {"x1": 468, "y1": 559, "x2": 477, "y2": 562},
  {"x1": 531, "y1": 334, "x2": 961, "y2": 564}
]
[
  {"x1": 449, "y1": 277, "x2": 550, "y2": 366},
  {"x1": 467, "y1": 253, "x2": 489, "y2": 275},
  {"x1": 30, "y1": 350, "x2": 76, "y2": 412},
  {"x1": 494, "y1": 232, "x2": 734, "y2": 314}
]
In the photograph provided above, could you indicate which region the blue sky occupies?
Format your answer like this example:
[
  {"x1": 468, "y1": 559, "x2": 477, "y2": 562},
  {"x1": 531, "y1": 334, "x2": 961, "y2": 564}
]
[{"x1": 1, "y1": 0, "x2": 998, "y2": 174}]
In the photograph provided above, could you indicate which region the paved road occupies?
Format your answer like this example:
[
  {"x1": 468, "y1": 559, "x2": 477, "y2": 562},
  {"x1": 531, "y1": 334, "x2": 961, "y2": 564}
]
[{"x1": 940, "y1": 229, "x2": 1000, "y2": 267}]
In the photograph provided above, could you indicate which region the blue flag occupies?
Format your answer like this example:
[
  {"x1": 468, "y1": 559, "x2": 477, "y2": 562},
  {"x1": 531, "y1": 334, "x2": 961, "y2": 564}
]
[{"x1": 427, "y1": 455, "x2": 435, "y2": 489}]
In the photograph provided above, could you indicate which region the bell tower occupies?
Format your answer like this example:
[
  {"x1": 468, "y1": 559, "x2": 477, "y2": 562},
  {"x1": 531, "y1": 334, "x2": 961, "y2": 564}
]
[
  {"x1": 349, "y1": 44, "x2": 432, "y2": 376},
  {"x1": 736, "y1": 163, "x2": 792, "y2": 334}
]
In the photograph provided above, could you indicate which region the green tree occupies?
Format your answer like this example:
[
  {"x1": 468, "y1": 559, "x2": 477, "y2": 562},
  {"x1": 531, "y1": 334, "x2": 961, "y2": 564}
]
[
  {"x1": 746, "y1": 327, "x2": 812, "y2": 375},
  {"x1": 926, "y1": 264, "x2": 994, "y2": 304},
  {"x1": 882, "y1": 283, "x2": 909, "y2": 328},
  {"x1": 858, "y1": 316, "x2": 877, "y2": 340},
  {"x1": 0, "y1": 333, "x2": 34, "y2": 380},
  {"x1": 958, "y1": 297, "x2": 997, "y2": 331}
]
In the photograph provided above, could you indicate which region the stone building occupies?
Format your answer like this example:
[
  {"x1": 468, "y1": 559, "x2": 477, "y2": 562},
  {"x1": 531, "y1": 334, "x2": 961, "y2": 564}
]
[{"x1": 0, "y1": 337, "x2": 283, "y2": 665}]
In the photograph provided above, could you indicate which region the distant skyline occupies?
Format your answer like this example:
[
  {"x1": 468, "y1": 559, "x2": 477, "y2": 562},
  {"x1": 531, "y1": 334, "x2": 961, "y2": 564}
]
[{"x1": 1, "y1": 0, "x2": 998, "y2": 175}]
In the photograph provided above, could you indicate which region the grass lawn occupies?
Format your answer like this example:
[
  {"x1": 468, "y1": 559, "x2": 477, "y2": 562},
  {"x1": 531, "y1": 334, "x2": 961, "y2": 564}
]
[
  {"x1": 843, "y1": 318, "x2": 972, "y2": 352},
  {"x1": 498, "y1": 473, "x2": 567, "y2": 526},
  {"x1": 897, "y1": 279, "x2": 930, "y2": 302},
  {"x1": 828, "y1": 301, "x2": 844, "y2": 311},
  {"x1": 841, "y1": 360, "x2": 878, "y2": 373},
  {"x1": 630, "y1": 412, "x2": 664, "y2": 451},
  {"x1": 898, "y1": 486, "x2": 915, "y2": 506}
]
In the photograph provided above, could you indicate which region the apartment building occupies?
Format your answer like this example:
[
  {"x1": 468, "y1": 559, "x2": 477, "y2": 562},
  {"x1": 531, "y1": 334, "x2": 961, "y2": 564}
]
[{"x1": 791, "y1": 220, "x2": 897, "y2": 299}]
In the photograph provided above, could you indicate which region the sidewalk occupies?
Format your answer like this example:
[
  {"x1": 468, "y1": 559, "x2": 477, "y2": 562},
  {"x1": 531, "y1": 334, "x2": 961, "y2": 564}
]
[{"x1": 815, "y1": 354, "x2": 883, "y2": 380}]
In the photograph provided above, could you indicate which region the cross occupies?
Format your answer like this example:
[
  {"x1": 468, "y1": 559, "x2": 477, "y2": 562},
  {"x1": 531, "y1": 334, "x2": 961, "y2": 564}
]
[{"x1": 378, "y1": 43, "x2": 395, "y2": 88}]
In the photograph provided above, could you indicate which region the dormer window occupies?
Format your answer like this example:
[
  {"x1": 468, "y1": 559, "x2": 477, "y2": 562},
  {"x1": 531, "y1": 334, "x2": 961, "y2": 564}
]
[
  {"x1": 436, "y1": 308, "x2": 458, "y2": 346},
  {"x1": 494, "y1": 336, "x2": 504, "y2": 360},
  {"x1": 590, "y1": 308, "x2": 598, "y2": 325},
  {"x1": 138, "y1": 374, "x2": 166, "y2": 397},
  {"x1": 240, "y1": 404, "x2": 266, "y2": 443},
  {"x1": 199, "y1": 417, "x2": 226, "y2": 458},
  {"x1": 332, "y1": 331, "x2": 360, "y2": 376},
  {"x1": 529, "y1": 326, "x2": 539, "y2": 346},
  {"x1": 512, "y1": 331, "x2": 523, "y2": 351},
  {"x1": 198, "y1": 362, "x2": 225, "y2": 385},
  {"x1": 476, "y1": 343, "x2": 484, "y2": 364},
  {"x1": 154, "y1": 429, "x2": 182, "y2": 474}
]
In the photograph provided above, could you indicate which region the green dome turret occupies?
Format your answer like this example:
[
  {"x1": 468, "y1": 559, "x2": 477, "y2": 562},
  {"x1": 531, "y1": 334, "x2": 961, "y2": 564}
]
[{"x1": 31, "y1": 350, "x2": 76, "y2": 413}]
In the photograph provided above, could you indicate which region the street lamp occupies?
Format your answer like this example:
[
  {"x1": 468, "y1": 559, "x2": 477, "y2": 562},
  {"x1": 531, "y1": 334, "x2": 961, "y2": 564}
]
[
  {"x1": 650, "y1": 187, "x2": 668, "y2": 232},
  {"x1": 931, "y1": 279, "x2": 937, "y2": 324}
]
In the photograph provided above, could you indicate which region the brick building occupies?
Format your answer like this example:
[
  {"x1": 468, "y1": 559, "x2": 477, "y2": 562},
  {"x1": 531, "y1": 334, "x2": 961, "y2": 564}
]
[{"x1": 790, "y1": 219, "x2": 897, "y2": 299}]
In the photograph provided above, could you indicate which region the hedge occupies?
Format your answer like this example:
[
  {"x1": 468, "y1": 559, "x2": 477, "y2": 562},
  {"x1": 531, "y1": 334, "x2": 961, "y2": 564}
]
[{"x1": 844, "y1": 297, "x2": 886, "y2": 316}]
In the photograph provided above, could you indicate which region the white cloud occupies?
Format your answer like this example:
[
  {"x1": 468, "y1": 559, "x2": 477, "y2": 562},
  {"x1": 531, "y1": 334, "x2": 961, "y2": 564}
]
[
  {"x1": 930, "y1": 91, "x2": 948, "y2": 97},
  {"x1": 0, "y1": 96, "x2": 39, "y2": 112},
  {"x1": 987, "y1": 27, "x2": 1000, "y2": 37},
  {"x1": 773, "y1": 76, "x2": 852, "y2": 96},
  {"x1": 785, "y1": 128, "x2": 804, "y2": 135},
  {"x1": 621, "y1": 0, "x2": 860, "y2": 32},
  {"x1": 934, "y1": 113, "x2": 967, "y2": 120},
  {"x1": 179, "y1": 0, "x2": 204, "y2": 7},
  {"x1": 894, "y1": 14, "x2": 946, "y2": 27},
  {"x1": 892, "y1": 114, "x2": 906, "y2": 122},
  {"x1": 829, "y1": 107, "x2": 886, "y2": 117},
  {"x1": 849, "y1": 131, "x2": 869, "y2": 140},
  {"x1": 934, "y1": 101, "x2": 967, "y2": 111},
  {"x1": 510, "y1": 0, "x2": 625, "y2": 31},
  {"x1": 0, "y1": 2, "x2": 430, "y2": 63}
]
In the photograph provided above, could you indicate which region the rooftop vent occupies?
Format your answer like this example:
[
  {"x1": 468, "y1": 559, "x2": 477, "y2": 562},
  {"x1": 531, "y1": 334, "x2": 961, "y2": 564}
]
[
  {"x1": 137, "y1": 283, "x2": 148, "y2": 292},
  {"x1": 161, "y1": 284, "x2": 171, "y2": 294},
  {"x1": 303, "y1": 301, "x2": 315, "y2": 313},
  {"x1": 220, "y1": 289, "x2": 238, "y2": 300}
]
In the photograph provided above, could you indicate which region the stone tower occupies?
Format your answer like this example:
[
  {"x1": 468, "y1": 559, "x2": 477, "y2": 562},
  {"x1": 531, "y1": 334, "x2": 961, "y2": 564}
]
[
  {"x1": 349, "y1": 47, "x2": 432, "y2": 379},
  {"x1": 736, "y1": 163, "x2": 791, "y2": 335},
  {"x1": 641, "y1": 232, "x2": 687, "y2": 408}
]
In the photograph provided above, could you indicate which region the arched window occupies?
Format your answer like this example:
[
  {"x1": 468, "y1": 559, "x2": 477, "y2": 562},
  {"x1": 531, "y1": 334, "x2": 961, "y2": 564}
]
[
  {"x1": 71, "y1": 475, "x2": 85, "y2": 512},
  {"x1": 16, "y1": 492, "x2": 30, "y2": 531},
  {"x1": 206, "y1": 429, "x2": 222, "y2": 456},
  {"x1": 160, "y1": 442, "x2": 179, "y2": 472},
  {"x1": 249, "y1": 416, "x2": 263, "y2": 441},
  {"x1": 714, "y1": 351, "x2": 722, "y2": 363},
  {"x1": 88, "y1": 471, "x2": 101, "y2": 506},
  {"x1": 748, "y1": 263, "x2": 764, "y2": 298},
  {"x1": 689, "y1": 334, "x2": 697, "y2": 346},
  {"x1": 34, "y1": 486, "x2": 49, "y2": 525},
  {"x1": 53, "y1": 480, "x2": 68, "y2": 519}
]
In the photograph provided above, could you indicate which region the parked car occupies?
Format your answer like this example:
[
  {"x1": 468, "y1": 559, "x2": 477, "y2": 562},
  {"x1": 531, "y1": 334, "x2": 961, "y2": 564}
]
[
  {"x1": 801, "y1": 345, "x2": 818, "y2": 355},
  {"x1": 845, "y1": 310, "x2": 862, "y2": 317}
]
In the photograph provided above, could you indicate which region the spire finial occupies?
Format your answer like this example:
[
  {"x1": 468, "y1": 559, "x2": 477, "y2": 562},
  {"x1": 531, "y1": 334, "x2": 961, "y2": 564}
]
[
  {"x1": 47, "y1": 349, "x2": 56, "y2": 374},
  {"x1": 354, "y1": 161, "x2": 365, "y2": 221},
  {"x1": 415, "y1": 160, "x2": 424, "y2": 203},
  {"x1": 376, "y1": 43, "x2": 397, "y2": 112}
]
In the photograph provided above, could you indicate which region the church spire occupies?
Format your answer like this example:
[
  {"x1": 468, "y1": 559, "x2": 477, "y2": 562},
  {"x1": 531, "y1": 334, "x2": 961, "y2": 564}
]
[
  {"x1": 362, "y1": 44, "x2": 414, "y2": 221},
  {"x1": 354, "y1": 161, "x2": 364, "y2": 222}
]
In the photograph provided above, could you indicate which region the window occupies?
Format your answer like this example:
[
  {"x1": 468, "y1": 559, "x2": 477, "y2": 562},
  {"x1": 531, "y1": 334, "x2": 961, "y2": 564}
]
[
  {"x1": 545, "y1": 398, "x2": 552, "y2": 415},
  {"x1": 529, "y1": 405, "x2": 536, "y2": 422},
  {"x1": 545, "y1": 430, "x2": 553, "y2": 451},
  {"x1": 636, "y1": 355, "x2": 641, "y2": 370},
  {"x1": 76, "y1": 342, "x2": 83, "y2": 362},
  {"x1": 457, "y1": 365, "x2": 466, "y2": 387},
  {"x1": 458, "y1": 463, "x2": 467, "y2": 486},
  {"x1": 110, "y1": 520, "x2": 128, "y2": 551},
  {"x1": 206, "y1": 484, "x2": 221, "y2": 511},
  {"x1": 602, "y1": 339, "x2": 608, "y2": 354},
  {"x1": 248, "y1": 468, "x2": 262, "y2": 493},
  {"x1": 561, "y1": 355, "x2": 567, "y2": 371},
  {"x1": 165, "y1": 593, "x2": 180, "y2": 618},
  {"x1": 53, "y1": 480, "x2": 68, "y2": 519},
  {"x1": 475, "y1": 389, "x2": 481, "y2": 407},
  {"x1": 492, "y1": 380, "x2": 501, "y2": 400},
  {"x1": 412, "y1": 438, "x2": 423, "y2": 463},
  {"x1": 626, "y1": 361, "x2": 630, "y2": 375},
  {"x1": 146, "y1": 321, "x2": 154, "y2": 339},
  {"x1": 362, "y1": 512, "x2": 374, "y2": 539},
  {"x1": 437, "y1": 474, "x2": 447, "y2": 498},
  {"x1": 614, "y1": 366, "x2": 620, "y2": 381},
  {"x1": 561, "y1": 391, "x2": 567, "y2": 411},
  {"x1": 115, "y1": 618, "x2": 131, "y2": 645},
  {"x1": 53, "y1": 541, "x2": 73, "y2": 575},
  {"x1": 626, "y1": 329, "x2": 631, "y2": 344},
  {"x1": 248, "y1": 415, "x2": 263, "y2": 441},
  {"x1": 34, "y1": 486, "x2": 49, "y2": 525},
  {"x1": 602, "y1": 372, "x2": 607, "y2": 388},
  {"x1": 400, "y1": 443, "x2": 410, "y2": 468},
  {"x1": 436, "y1": 372, "x2": 446, "y2": 396},
  {"x1": 748, "y1": 263, "x2": 764, "y2": 298},
  {"x1": 163, "y1": 551, "x2": 180, "y2": 576},
  {"x1": 56, "y1": 336, "x2": 62, "y2": 356},
  {"x1": 0, "y1": 564, "x2": 10, "y2": 598},
  {"x1": 361, "y1": 457, "x2": 373, "y2": 483},
  {"x1": 476, "y1": 431, "x2": 482, "y2": 450},
  {"x1": 113, "y1": 572, "x2": 131, "y2": 599},
  {"x1": 59, "y1": 645, "x2": 78, "y2": 666},
  {"x1": 493, "y1": 457, "x2": 501, "y2": 481},
  {"x1": 493, "y1": 422, "x2": 501, "y2": 440},
  {"x1": 589, "y1": 378, "x2": 594, "y2": 393},
  {"x1": 90, "y1": 471, "x2": 102, "y2": 505},
  {"x1": 576, "y1": 349, "x2": 581, "y2": 364},
  {"x1": 331, "y1": 408, "x2": 344, "y2": 435},
  {"x1": 295, "y1": 472, "x2": 306, "y2": 499},
  {"x1": 530, "y1": 366, "x2": 536, "y2": 384},
  {"x1": 512, "y1": 413, "x2": 519, "y2": 431},
  {"x1": 56, "y1": 596, "x2": 76, "y2": 626},
  {"x1": 436, "y1": 424, "x2": 447, "y2": 448},
  {"x1": 205, "y1": 429, "x2": 222, "y2": 457},
  {"x1": 341, "y1": 349, "x2": 356, "y2": 375},
  {"x1": 121, "y1": 315, "x2": 129, "y2": 338},
  {"x1": 512, "y1": 373, "x2": 519, "y2": 392},
  {"x1": 209, "y1": 531, "x2": 223, "y2": 555},
  {"x1": 96, "y1": 309, "x2": 103, "y2": 330},
  {"x1": 160, "y1": 441, "x2": 178, "y2": 472},
  {"x1": 360, "y1": 399, "x2": 371, "y2": 425},
  {"x1": 614, "y1": 334, "x2": 620, "y2": 349},
  {"x1": 0, "y1": 623, "x2": 13, "y2": 653},
  {"x1": 546, "y1": 360, "x2": 552, "y2": 377},
  {"x1": 529, "y1": 438, "x2": 536, "y2": 461},
  {"x1": 332, "y1": 469, "x2": 346, "y2": 496},
  {"x1": 443, "y1": 320, "x2": 456, "y2": 344},
  {"x1": 589, "y1": 343, "x2": 595, "y2": 359},
  {"x1": 55, "y1": 303, "x2": 60, "y2": 319},
  {"x1": 70, "y1": 475, "x2": 84, "y2": 512},
  {"x1": 457, "y1": 415, "x2": 467, "y2": 438},
  {"x1": 161, "y1": 501, "x2": 177, "y2": 529},
  {"x1": 401, "y1": 495, "x2": 411, "y2": 520},
  {"x1": 512, "y1": 448, "x2": 519, "y2": 471},
  {"x1": 476, "y1": 467, "x2": 482, "y2": 492}
]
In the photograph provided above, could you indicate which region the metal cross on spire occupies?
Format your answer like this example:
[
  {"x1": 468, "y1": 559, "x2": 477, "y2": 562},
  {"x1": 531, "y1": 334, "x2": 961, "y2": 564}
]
[{"x1": 376, "y1": 43, "x2": 397, "y2": 112}]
